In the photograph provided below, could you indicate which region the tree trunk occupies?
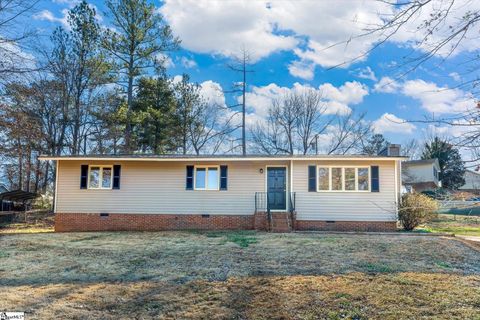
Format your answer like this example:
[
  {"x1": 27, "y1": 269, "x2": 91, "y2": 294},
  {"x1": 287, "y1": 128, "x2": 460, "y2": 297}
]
[
  {"x1": 125, "y1": 59, "x2": 134, "y2": 153},
  {"x1": 17, "y1": 139, "x2": 23, "y2": 190},
  {"x1": 25, "y1": 145, "x2": 31, "y2": 192},
  {"x1": 34, "y1": 157, "x2": 41, "y2": 193},
  {"x1": 43, "y1": 160, "x2": 50, "y2": 193}
]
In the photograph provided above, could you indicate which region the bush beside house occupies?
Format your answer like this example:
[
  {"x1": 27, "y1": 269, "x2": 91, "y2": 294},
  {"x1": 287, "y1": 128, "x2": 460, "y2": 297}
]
[{"x1": 399, "y1": 193, "x2": 438, "y2": 231}]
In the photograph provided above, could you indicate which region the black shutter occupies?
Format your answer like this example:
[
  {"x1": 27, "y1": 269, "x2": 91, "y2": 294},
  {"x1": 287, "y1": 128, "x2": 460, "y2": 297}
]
[
  {"x1": 80, "y1": 165, "x2": 88, "y2": 189},
  {"x1": 308, "y1": 165, "x2": 316, "y2": 192},
  {"x1": 113, "y1": 165, "x2": 121, "y2": 189},
  {"x1": 186, "y1": 165, "x2": 194, "y2": 190},
  {"x1": 371, "y1": 166, "x2": 379, "y2": 192},
  {"x1": 220, "y1": 165, "x2": 228, "y2": 190}
]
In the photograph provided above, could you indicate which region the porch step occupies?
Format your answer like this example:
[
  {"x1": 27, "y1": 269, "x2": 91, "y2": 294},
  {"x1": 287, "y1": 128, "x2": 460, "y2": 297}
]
[{"x1": 270, "y1": 212, "x2": 292, "y2": 233}]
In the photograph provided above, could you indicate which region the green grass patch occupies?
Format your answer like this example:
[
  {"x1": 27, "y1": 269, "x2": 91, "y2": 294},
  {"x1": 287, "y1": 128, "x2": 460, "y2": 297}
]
[
  {"x1": 204, "y1": 230, "x2": 258, "y2": 248},
  {"x1": 416, "y1": 213, "x2": 480, "y2": 236},
  {"x1": 435, "y1": 261, "x2": 452, "y2": 269},
  {"x1": 0, "y1": 250, "x2": 9, "y2": 258}
]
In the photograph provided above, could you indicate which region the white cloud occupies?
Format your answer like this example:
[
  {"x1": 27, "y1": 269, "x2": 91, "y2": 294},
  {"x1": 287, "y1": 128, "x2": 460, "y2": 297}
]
[
  {"x1": 288, "y1": 60, "x2": 315, "y2": 80},
  {"x1": 180, "y1": 56, "x2": 198, "y2": 69},
  {"x1": 33, "y1": 9, "x2": 69, "y2": 28},
  {"x1": 372, "y1": 113, "x2": 416, "y2": 134},
  {"x1": 200, "y1": 80, "x2": 225, "y2": 106},
  {"x1": 160, "y1": 0, "x2": 480, "y2": 79},
  {"x1": 155, "y1": 53, "x2": 175, "y2": 68},
  {"x1": 160, "y1": 0, "x2": 392, "y2": 68},
  {"x1": 159, "y1": 0, "x2": 298, "y2": 62},
  {"x1": 245, "y1": 81, "x2": 368, "y2": 118},
  {"x1": 354, "y1": 66, "x2": 377, "y2": 81},
  {"x1": 402, "y1": 79, "x2": 475, "y2": 114},
  {"x1": 373, "y1": 77, "x2": 401, "y2": 93},
  {"x1": 449, "y1": 72, "x2": 461, "y2": 82},
  {"x1": 270, "y1": 1, "x2": 392, "y2": 69},
  {"x1": 388, "y1": 0, "x2": 480, "y2": 58}
]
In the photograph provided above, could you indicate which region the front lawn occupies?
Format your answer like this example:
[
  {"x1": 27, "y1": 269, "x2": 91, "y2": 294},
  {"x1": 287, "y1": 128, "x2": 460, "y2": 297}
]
[{"x1": 0, "y1": 231, "x2": 479, "y2": 319}]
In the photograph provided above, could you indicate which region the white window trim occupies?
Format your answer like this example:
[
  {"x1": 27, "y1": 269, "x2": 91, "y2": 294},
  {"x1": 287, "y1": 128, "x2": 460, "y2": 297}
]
[
  {"x1": 316, "y1": 166, "x2": 371, "y2": 192},
  {"x1": 88, "y1": 165, "x2": 113, "y2": 190},
  {"x1": 194, "y1": 165, "x2": 220, "y2": 191}
]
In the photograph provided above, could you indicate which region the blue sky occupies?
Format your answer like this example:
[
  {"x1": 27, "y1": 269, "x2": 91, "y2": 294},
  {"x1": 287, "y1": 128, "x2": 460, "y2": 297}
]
[{"x1": 28, "y1": 0, "x2": 478, "y2": 151}]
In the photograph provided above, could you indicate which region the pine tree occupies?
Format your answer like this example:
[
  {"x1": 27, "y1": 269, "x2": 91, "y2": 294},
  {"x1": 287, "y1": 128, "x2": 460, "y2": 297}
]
[{"x1": 421, "y1": 137, "x2": 466, "y2": 190}]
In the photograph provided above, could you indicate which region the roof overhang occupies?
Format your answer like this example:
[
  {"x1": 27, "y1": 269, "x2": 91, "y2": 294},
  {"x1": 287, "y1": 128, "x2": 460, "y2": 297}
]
[{"x1": 39, "y1": 155, "x2": 406, "y2": 162}]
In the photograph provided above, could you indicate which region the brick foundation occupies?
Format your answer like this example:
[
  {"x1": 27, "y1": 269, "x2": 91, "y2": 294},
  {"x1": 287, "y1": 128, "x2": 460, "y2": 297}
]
[
  {"x1": 295, "y1": 220, "x2": 397, "y2": 232},
  {"x1": 55, "y1": 213, "x2": 254, "y2": 232},
  {"x1": 55, "y1": 213, "x2": 397, "y2": 232}
]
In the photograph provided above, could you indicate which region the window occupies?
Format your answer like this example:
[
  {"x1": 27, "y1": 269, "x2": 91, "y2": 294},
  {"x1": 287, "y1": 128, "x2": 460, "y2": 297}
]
[
  {"x1": 88, "y1": 166, "x2": 113, "y2": 189},
  {"x1": 331, "y1": 168, "x2": 343, "y2": 190},
  {"x1": 345, "y1": 168, "x2": 355, "y2": 191},
  {"x1": 318, "y1": 167, "x2": 330, "y2": 190},
  {"x1": 317, "y1": 166, "x2": 370, "y2": 192},
  {"x1": 195, "y1": 166, "x2": 219, "y2": 190},
  {"x1": 357, "y1": 168, "x2": 369, "y2": 191}
]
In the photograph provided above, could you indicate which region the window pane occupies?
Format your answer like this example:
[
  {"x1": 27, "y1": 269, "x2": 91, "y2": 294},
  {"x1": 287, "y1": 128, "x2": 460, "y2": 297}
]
[
  {"x1": 318, "y1": 167, "x2": 329, "y2": 190},
  {"x1": 89, "y1": 167, "x2": 100, "y2": 188},
  {"x1": 331, "y1": 168, "x2": 343, "y2": 190},
  {"x1": 358, "y1": 168, "x2": 369, "y2": 191},
  {"x1": 207, "y1": 167, "x2": 219, "y2": 190},
  {"x1": 345, "y1": 168, "x2": 355, "y2": 190},
  {"x1": 102, "y1": 167, "x2": 112, "y2": 188},
  {"x1": 195, "y1": 168, "x2": 206, "y2": 189}
]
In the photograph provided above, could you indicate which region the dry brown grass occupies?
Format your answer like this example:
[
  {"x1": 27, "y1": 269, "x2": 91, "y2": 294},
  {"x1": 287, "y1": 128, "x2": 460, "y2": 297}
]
[
  {"x1": 1, "y1": 231, "x2": 479, "y2": 319},
  {"x1": 0, "y1": 210, "x2": 54, "y2": 234}
]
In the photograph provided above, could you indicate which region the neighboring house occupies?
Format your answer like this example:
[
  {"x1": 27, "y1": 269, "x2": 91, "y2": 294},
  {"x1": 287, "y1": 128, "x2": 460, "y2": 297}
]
[
  {"x1": 402, "y1": 159, "x2": 441, "y2": 192},
  {"x1": 459, "y1": 170, "x2": 480, "y2": 193},
  {"x1": 0, "y1": 184, "x2": 8, "y2": 194},
  {"x1": 40, "y1": 154, "x2": 404, "y2": 232},
  {"x1": 0, "y1": 184, "x2": 9, "y2": 211}
]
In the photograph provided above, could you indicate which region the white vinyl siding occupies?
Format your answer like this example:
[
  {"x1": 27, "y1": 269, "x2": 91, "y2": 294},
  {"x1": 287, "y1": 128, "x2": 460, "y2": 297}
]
[
  {"x1": 56, "y1": 160, "x2": 287, "y2": 215},
  {"x1": 55, "y1": 159, "x2": 399, "y2": 222},
  {"x1": 294, "y1": 161, "x2": 397, "y2": 221}
]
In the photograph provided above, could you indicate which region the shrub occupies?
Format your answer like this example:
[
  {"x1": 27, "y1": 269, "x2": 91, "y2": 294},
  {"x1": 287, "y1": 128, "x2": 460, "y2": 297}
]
[{"x1": 399, "y1": 193, "x2": 438, "y2": 231}]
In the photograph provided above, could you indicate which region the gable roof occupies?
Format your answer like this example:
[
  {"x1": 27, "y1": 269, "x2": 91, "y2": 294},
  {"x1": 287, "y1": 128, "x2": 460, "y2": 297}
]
[
  {"x1": 39, "y1": 153, "x2": 406, "y2": 162},
  {"x1": 0, "y1": 184, "x2": 8, "y2": 193},
  {"x1": 403, "y1": 159, "x2": 440, "y2": 167}
]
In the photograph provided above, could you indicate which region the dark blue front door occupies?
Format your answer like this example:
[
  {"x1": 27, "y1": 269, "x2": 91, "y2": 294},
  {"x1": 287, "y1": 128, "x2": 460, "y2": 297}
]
[{"x1": 267, "y1": 167, "x2": 286, "y2": 210}]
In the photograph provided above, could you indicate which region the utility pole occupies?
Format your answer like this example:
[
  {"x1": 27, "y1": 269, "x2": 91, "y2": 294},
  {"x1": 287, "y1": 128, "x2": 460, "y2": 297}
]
[
  {"x1": 242, "y1": 53, "x2": 246, "y2": 156},
  {"x1": 226, "y1": 48, "x2": 254, "y2": 156}
]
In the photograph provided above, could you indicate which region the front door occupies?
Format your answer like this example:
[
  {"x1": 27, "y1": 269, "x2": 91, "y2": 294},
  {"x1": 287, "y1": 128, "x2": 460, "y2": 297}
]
[{"x1": 267, "y1": 167, "x2": 287, "y2": 210}]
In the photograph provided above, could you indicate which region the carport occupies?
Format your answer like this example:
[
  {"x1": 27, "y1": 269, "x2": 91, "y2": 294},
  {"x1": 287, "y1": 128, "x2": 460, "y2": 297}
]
[{"x1": 0, "y1": 190, "x2": 38, "y2": 223}]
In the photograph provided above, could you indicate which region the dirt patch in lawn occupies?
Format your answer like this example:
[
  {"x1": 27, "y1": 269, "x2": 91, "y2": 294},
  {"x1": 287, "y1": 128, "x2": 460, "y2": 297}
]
[{"x1": 1, "y1": 231, "x2": 479, "y2": 319}]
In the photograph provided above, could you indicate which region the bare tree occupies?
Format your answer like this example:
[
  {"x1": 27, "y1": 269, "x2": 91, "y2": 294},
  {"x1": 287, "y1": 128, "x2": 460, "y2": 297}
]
[
  {"x1": 189, "y1": 102, "x2": 239, "y2": 155},
  {"x1": 402, "y1": 138, "x2": 420, "y2": 159},
  {"x1": 0, "y1": 0, "x2": 40, "y2": 83},
  {"x1": 251, "y1": 89, "x2": 337, "y2": 155},
  {"x1": 325, "y1": 111, "x2": 371, "y2": 155}
]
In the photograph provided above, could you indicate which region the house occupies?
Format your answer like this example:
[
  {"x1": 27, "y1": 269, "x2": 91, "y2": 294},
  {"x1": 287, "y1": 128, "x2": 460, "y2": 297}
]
[
  {"x1": 402, "y1": 159, "x2": 441, "y2": 192},
  {"x1": 459, "y1": 170, "x2": 480, "y2": 193},
  {"x1": 0, "y1": 184, "x2": 8, "y2": 194},
  {"x1": 39, "y1": 154, "x2": 404, "y2": 232}
]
